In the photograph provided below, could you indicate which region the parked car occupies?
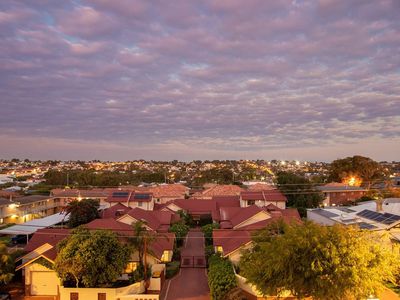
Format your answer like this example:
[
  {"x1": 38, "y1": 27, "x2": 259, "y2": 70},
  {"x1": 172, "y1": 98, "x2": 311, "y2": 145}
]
[{"x1": 11, "y1": 234, "x2": 30, "y2": 244}]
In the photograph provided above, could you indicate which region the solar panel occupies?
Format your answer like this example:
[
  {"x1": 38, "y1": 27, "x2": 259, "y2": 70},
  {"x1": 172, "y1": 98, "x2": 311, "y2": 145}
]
[
  {"x1": 134, "y1": 193, "x2": 150, "y2": 199},
  {"x1": 314, "y1": 209, "x2": 339, "y2": 218},
  {"x1": 112, "y1": 192, "x2": 129, "y2": 198},
  {"x1": 358, "y1": 222, "x2": 377, "y2": 230},
  {"x1": 356, "y1": 209, "x2": 400, "y2": 226}
]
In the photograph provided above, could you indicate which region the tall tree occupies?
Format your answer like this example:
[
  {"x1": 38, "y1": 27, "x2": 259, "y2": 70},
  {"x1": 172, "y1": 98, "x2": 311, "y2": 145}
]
[
  {"x1": 54, "y1": 228, "x2": 130, "y2": 288},
  {"x1": 240, "y1": 221, "x2": 400, "y2": 300},
  {"x1": 0, "y1": 241, "x2": 14, "y2": 285},
  {"x1": 65, "y1": 198, "x2": 99, "y2": 228},
  {"x1": 129, "y1": 221, "x2": 156, "y2": 281},
  {"x1": 329, "y1": 155, "x2": 388, "y2": 188},
  {"x1": 276, "y1": 172, "x2": 323, "y2": 217}
]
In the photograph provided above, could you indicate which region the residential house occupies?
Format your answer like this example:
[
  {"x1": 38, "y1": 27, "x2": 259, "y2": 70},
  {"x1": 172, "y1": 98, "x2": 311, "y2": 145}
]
[
  {"x1": 213, "y1": 205, "x2": 301, "y2": 264},
  {"x1": 239, "y1": 190, "x2": 287, "y2": 209},
  {"x1": 316, "y1": 183, "x2": 367, "y2": 206},
  {"x1": 17, "y1": 221, "x2": 174, "y2": 298},
  {"x1": 149, "y1": 184, "x2": 189, "y2": 204},
  {"x1": 192, "y1": 185, "x2": 243, "y2": 200},
  {"x1": 0, "y1": 195, "x2": 60, "y2": 224},
  {"x1": 116, "y1": 207, "x2": 174, "y2": 232},
  {"x1": 106, "y1": 190, "x2": 154, "y2": 210},
  {"x1": 51, "y1": 188, "x2": 109, "y2": 207},
  {"x1": 307, "y1": 200, "x2": 400, "y2": 232}
]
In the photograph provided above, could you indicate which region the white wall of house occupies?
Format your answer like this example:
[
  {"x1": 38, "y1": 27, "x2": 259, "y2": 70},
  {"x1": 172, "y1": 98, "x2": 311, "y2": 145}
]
[
  {"x1": 226, "y1": 243, "x2": 253, "y2": 265},
  {"x1": 25, "y1": 263, "x2": 60, "y2": 296},
  {"x1": 128, "y1": 201, "x2": 154, "y2": 211}
]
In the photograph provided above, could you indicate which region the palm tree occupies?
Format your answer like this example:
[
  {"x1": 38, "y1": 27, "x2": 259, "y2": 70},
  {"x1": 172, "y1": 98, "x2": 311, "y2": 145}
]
[{"x1": 129, "y1": 221, "x2": 156, "y2": 282}]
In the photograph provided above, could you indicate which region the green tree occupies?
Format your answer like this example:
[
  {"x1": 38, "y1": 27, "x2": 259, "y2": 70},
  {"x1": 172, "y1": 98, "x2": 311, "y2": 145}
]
[
  {"x1": 129, "y1": 221, "x2": 156, "y2": 282},
  {"x1": 276, "y1": 172, "x2": 323, "y2": 217},
  {"x1": 202, "y1": 223, "x2": 220, "y2": 246},
  {"x1": 208, "y1": 254, "x2": 237, "y2": 300},
  {"x1": 329, "y1": 155, "x2": 388, "y2": 188},
  {"x1": 240, "y1": 221, "x2": 400, "y2": 300},
  {"x1": 0, "y1": 241, "x2": 14, "y2": 285},
  {"x1": 65, "y1": 199, "x2": 99, "y2": 228},
  {"x1": 169, "y1": 223, "x2": 189, "y2": 247},
  {"x1": 54, "y1": 228, "x2": 130, "y2": 288}
]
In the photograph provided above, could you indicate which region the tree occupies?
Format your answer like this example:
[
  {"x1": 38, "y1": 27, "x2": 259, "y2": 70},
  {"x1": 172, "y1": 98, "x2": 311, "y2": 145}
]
[
  {"x1": 208, "y1": 254, "x2": 237, "y2": 300},
  {"x1": 202, "y1": 223, "x2": 220, "y2": 246},
  {"x1": 65, "y1": 199, "x2": 99, "y2": 228},
  {"x1": 169, "y1": 223, "x2": 190, "y2": 247},
  {"x1": 54, "y1": 228, "x2": 130, "y2": 288},
  {"x1": 0, "y1": 241, "x2": 14, "y2": 285},
  {"x1": 240, "y1": 221, "x2": 400, "y2": 300},
  {"x1": 129, "y1": 221, "x2": 156, "y2": 282},
  {"x1": 276, "y1": 172, "x2": 323, "y2": 217},
  {"x1": 329, "y1": 155, "x2": 388, "y2": 188}
]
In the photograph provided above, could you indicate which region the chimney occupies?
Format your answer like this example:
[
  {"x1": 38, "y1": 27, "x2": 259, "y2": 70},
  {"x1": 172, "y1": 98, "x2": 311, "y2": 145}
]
[{"x1": 376, "y1": 199, "x2": 383, "y2": 212}]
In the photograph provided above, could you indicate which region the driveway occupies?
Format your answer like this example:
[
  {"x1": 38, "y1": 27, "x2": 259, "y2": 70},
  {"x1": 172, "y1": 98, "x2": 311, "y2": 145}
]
[{"x1": 163, "y1": 230, "x2": 210, "y2": 300}]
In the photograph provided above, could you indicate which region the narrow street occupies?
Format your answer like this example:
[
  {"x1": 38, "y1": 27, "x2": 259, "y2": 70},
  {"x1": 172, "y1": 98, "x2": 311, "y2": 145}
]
[{"x1": 163, "y1": 230, "x2": 210, "y2": 300}]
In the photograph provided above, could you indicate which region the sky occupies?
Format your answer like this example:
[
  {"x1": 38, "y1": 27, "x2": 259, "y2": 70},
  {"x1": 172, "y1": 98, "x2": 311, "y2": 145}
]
[{"x1": 0, "y1": 0, "x2": 399, "y2": 162}]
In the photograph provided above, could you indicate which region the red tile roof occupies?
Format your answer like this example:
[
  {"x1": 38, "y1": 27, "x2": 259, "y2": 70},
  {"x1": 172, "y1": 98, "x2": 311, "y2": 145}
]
[
  {"x1": 193, "y1": 185, "x2": 243, "y2": 198},
  {"x1": 240, "y1": 189, "x2": 287, "y2": 202},
  {"x1": 84, "y1": 218, "x2": 133, "y2": 236},
  {"x1": 101, "y1": 203, "x2": 132, "y2": 219},
  {"x1": 247, "y1": 183, "x2": 275, "y2": 191},
  {"x1": 213, "y1": 230, "x2": 252, "y2": 255},
  {"x1": 149, "y1": 184, "x2": 189, "y2": 198},
  {"x1": 122, "y1": 208, "x2": 173, "y2": 232},
  {"x1": 25, "y1": 228, "x2": 70, "y2": 252},
  {"x1": 230, "y1": 205, "x2": 269, "y2": 228}
]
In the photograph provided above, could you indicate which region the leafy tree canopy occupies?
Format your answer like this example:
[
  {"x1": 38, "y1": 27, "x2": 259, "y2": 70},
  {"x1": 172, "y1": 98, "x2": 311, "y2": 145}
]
[
  {"x1": 276, "y1": 172, "x2": 323, "y2": 216},
  {"x1": 240, "y1": 221, "x2": 400, "y2": 300},
  {"x1": 208, "y1": 254, "x2": 237, "y2": 300},
  {"x1": 328, "y1": 155, "x2": 388, "y2": 187},
  {"x1": 65, "y1": 198, "x2": 99, "y2": 228},
  {"x1": 0, "y1": 241, "x2": 14, "y2": 285},
  {"x1": 54, "y1": 228, "x2": 130, "y2": 288}
]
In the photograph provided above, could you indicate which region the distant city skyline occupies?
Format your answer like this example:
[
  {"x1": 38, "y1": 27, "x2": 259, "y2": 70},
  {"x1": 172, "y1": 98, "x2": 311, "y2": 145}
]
[{"x1": 1, "y1": 1, "x2": 399, "y2": 161}]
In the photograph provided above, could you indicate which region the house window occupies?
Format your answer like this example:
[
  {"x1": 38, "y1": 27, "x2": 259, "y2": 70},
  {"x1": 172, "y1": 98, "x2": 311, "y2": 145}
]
[
  {"x1": 247, "y1": 200, "x2": 255, "y2": 205},
  {"x1": 138, "y1": 202, "x2": 143, "y2": 207},
  {"x1": 124, "y1": 262, "x2": 138, "y2": 273},
  {"x1": 216, "y1": 246, "x2": 223, "y2": 253},
  {"x1": 98, "y1": 293, "x2": 106, "y2": 300},
  {"x1": 70, "y1": 292, "x2": 79, "y2": 300}
]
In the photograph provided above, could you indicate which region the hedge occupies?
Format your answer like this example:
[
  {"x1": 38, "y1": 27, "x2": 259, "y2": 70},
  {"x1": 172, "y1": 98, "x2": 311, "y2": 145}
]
[{"x1": 207, "y1": 255, "x2": 237, "y2": 300}]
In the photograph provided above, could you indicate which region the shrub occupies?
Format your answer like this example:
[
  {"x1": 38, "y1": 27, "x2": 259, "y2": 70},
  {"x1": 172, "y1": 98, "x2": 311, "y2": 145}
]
[
  {"x1": 166, "y1": 261, "x2": 180, "y2": 279},
  {"x1": 202, "y1": 223, "x2": 220, "y2": 246},
  {"x1": 169, "y1": 223, "x2": 190, "y2": 247},
  {"x1": 207, "y1": 254, "x2": 237, "y2": 300}
]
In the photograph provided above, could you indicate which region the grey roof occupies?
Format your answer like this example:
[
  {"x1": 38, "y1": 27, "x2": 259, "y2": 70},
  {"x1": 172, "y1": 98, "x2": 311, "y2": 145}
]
[
  {"x1": 13, "y1": 195, "x2": 51, "y2": 205},
  {"x1": 316, "y1": 185, "x2": 367, "y2": 192},
  {"x1": 0, "y1": 212, "x2": 69, "y2": 235},
  {"x1": 311, "y1": 208, "x2": 339, "y2": 218},
  {"x1": 0, "y1": 197, "x2": 11, "y2": 206}
]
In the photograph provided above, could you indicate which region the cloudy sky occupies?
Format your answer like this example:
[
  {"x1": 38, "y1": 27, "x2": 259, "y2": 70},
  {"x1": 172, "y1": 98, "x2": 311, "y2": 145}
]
[{"x1": 1, "y1": 0, "x2": 399, "y2": 162}]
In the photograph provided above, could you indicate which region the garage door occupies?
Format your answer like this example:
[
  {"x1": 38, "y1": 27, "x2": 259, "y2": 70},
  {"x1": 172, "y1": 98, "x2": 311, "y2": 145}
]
[{"x1": 31, "y1": 271, "x2": 59, "y2": 295}]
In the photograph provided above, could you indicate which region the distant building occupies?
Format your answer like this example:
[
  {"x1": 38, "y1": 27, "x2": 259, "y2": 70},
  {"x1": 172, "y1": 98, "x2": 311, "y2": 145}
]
[
  {"x1": 307, "y1": 200, "x2": 400, "y2": 232},
  {"x1": 316, "y1": 183, "x2": 367, "y2": 206},
  {"x1": 0, "y1": 195, "x2": 61, "y2": 224}
]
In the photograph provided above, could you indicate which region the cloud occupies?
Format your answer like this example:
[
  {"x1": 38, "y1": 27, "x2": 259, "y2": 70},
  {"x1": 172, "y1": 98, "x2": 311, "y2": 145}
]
[{"x1": 0, "y1": 0, "x2": 399, "y2": 161}]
